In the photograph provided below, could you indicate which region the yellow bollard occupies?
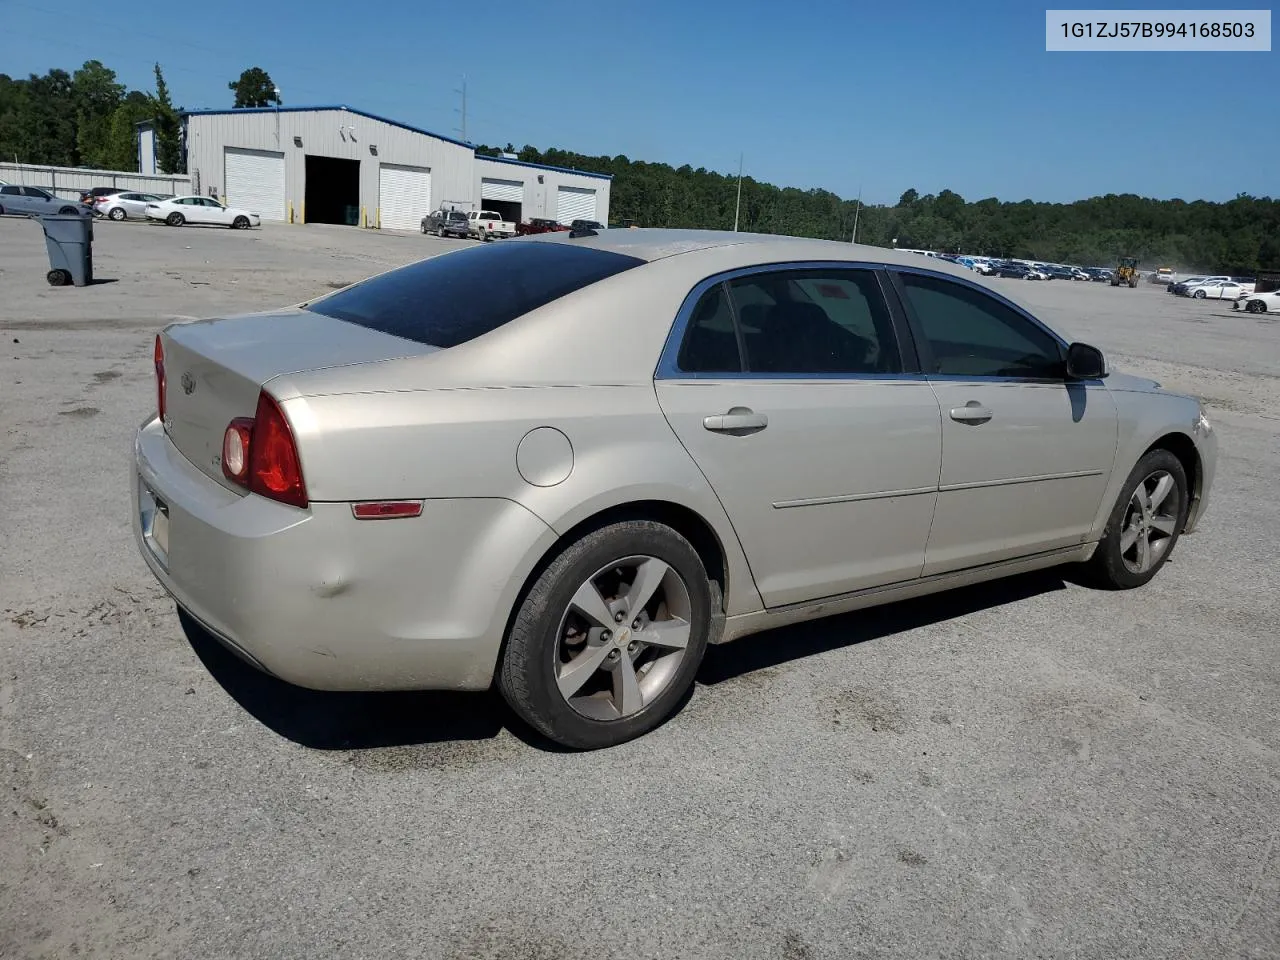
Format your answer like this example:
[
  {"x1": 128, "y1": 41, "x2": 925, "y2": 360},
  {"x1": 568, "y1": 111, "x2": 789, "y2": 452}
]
[
  {"x1": 288, "y1": 201, "x2": 294, "y2": 224},
  {"x1": 361, "y1": 205, "x2": 367, "y2": 228},
  {"x1": 376, "y1": 207, "x2": 381, "y2": 229},
  {"x1": 300, "y1": 202, "x2": 305, "y2": 225}
]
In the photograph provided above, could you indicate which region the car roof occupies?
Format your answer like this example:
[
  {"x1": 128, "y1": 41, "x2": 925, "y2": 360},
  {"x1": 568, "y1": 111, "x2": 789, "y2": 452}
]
[{"x1": 526, "y1": 227, "x2": 982, "y2": 277}]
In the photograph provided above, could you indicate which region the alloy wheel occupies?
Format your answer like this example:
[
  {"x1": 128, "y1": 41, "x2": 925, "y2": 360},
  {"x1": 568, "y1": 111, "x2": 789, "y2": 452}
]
[
  {"x1": 1119, "y1": 469, "x2": 1181, "y2": 574},
  {"x1": 554, "y1": 555, "x2": 693, "y2": 721}
]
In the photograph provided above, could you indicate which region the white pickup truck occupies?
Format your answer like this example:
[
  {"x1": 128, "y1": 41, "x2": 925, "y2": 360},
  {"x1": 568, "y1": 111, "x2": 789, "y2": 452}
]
[{"x1": 468, "y1": 209, "x2": 516, "y2": 241}]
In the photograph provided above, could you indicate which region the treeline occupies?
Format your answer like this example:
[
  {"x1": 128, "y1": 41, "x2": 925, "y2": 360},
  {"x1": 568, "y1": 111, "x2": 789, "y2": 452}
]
[
  {"x1": 0, "y1": 61, "x2": 184, "y2": 174},
  {"x1": 3, "y1": 59, "x2": 1272, "y2": 273},
  {"x1": 479, "y1": 144, "x2": 1280, "y2": 274}
]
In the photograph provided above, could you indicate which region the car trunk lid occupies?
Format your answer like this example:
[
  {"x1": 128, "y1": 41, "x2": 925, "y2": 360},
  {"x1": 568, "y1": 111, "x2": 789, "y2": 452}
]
[{"x1": 159, "y1": 308, "x2": 436, "y2": 491}]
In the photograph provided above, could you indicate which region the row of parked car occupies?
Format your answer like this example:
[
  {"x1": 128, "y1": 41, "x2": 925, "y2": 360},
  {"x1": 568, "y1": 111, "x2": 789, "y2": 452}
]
[
  {"x1": 1164, "y1": 274, "x2": 1257, "y2": 299},
  {"x1": 0, "y1": 182, "x2": 262, "y2": 230},
  {"x1": 420, "y1": 207, "x2": 608, "y2": 242},
  {"x1": 915, "y1": 251, "x2": 1115, "y2": 283},
  {"x1": 79, "y1": 187, "x2": 261, "y2": 228}
]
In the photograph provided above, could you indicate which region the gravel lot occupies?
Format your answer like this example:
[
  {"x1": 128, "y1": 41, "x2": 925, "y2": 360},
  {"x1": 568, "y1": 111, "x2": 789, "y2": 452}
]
[{"x1": 2, "y1": 217, "x2": 1277, "y2": 960}]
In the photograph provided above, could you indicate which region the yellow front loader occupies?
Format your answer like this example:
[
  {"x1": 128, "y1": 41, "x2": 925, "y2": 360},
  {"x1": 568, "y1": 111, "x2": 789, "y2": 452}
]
[{"x1": 1112, "y1": 257, "x2": 1139, "y2": 288}]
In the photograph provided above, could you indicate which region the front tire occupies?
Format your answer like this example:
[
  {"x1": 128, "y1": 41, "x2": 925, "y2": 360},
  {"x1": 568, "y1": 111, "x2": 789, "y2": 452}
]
[
  {"x1": 232, "y1": 215, "x2": 250, "y2": 229},
  {"x1": 1085, "y1": 449, "x2": 1188, "y2": 590},
  {"x1": 1246, "y1": 300, "x2": 1265, "y2": 314},
  {"x1": 498, "y1": 520, "x2": 713, "y2": 749}
]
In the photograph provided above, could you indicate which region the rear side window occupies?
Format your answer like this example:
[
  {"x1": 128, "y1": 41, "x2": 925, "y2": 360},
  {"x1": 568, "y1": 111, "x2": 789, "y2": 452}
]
[
  {"x1": 727, "y1": 268, "x2": 902, "y2": 374},
  {"x1": 678, "y1": 283, "x2": 742, "y2": 373},
  {"x1": 305, "y1": 241, "x2": 645, "y2": 348}
]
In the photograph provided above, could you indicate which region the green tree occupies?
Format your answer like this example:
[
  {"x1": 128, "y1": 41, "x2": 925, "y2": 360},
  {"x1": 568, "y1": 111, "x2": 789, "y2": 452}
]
[
  {"x1": 72, "y1": 60, "x2": 125, "y2": 167},
  {"x1": 103, "y1": 91, "x2": 155, "y2": 171},
  {"x1": 228, "y1": 67, "x2": 280, "y2": 108},
  {"x1": 152, "y1": 63, "x2": 182, "y2": 174}
]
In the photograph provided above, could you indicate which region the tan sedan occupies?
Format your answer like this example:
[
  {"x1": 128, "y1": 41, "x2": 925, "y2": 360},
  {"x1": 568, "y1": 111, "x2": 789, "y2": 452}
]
[{"x1": 132, "y1": 230, "x2": 1218, "y2": 749}]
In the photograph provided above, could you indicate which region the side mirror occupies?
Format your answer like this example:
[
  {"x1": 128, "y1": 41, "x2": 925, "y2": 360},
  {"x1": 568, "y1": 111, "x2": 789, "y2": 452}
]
[{"x1": 1066, "y1": 342, "x2": 1108, "y2": 379}]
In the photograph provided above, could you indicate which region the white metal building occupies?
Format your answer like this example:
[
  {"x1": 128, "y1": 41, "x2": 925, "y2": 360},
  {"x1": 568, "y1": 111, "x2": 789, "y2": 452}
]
[
  {"x1": 180, "y1": 105, "x2": 611, "y2": 230},
  {"x1": 474, "y1": 155, "x2": 610, "y2": 226}
]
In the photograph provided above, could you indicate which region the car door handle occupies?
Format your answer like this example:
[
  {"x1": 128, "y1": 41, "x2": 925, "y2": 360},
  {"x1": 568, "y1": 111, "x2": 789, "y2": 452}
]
[
  {"x1": 703, "y1": 408, "x2": 768, "y2": 433},
  {"x1": 949, "y1": 402, "x2": 993, "y2": 424}
]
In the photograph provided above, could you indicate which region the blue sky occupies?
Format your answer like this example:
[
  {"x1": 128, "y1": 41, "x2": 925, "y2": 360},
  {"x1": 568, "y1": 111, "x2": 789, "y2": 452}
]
[{"x1": 3, "y1": 0, "x2": 1275, "y2": 204}]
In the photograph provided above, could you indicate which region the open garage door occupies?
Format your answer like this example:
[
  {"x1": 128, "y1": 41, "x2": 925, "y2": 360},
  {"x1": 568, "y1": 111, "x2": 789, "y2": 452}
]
[
  {"x1": 556, "y1": 186, "x2": 597, "y2": 225},
  {"x1": 379, "y1": 163, "x2": 432, "y2": 232},
  {"x1": 481, "y1": 177, "x2": 523, "y2": 224},
  {"x1": 225, "y1": 148, "x2": 285, "y2": 221}
]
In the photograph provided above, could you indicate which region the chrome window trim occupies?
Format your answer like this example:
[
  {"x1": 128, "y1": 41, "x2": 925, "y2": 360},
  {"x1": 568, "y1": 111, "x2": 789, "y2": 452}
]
[{"x1": 654, "y1": 259, "x2": 917, "y2": 382}]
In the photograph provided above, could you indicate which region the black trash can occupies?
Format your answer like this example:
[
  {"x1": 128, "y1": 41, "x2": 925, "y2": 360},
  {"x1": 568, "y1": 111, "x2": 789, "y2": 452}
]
[{"x1": 40, "y1": 214, "x2": 94, "y2": 287}]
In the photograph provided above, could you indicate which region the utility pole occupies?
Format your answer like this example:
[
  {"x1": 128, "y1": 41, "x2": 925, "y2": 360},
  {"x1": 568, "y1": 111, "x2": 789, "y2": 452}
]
[
  {"x1": 851, "y1": 184, "x2": 862, "y2": 244},
  {"x1": 733, "y1": 153, "x2": 743, "y2": 232},
  {"x1": 454, "y1": 74, "x2": 468, "y2": 142}
]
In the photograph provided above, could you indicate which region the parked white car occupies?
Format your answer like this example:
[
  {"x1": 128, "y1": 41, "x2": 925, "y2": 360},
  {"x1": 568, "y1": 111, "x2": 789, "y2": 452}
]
[
  {"x1": 96, "y1": 191, "x2": 169, "y2": 221},
  {"x1": 1232, "y1": 289, "x2": 1280, "y2": 314},
  {"x1": 145, "y1": 195, "x2": 260, "y2": 229},
  {"x1": 1189, "y1": 280, "x2": 1249, "y2": 300}
]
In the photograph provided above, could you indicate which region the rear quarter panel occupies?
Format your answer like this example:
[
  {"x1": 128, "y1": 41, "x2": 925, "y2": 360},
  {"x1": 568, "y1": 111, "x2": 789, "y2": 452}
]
[{"x1": 271, "y1": 252, "x2": 782, "y2": 617}]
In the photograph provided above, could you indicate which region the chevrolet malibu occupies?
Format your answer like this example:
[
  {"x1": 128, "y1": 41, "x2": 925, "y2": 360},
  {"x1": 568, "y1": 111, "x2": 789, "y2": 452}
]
[{"x1": 132, "y1": 230, "x2": 1218, "y2": 749}]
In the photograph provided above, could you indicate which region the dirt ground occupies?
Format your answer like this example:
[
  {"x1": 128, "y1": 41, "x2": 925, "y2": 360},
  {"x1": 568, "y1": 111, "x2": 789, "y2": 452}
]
[{"x1": 1, "y1": 217, "x2": 1277, "y2": 960}]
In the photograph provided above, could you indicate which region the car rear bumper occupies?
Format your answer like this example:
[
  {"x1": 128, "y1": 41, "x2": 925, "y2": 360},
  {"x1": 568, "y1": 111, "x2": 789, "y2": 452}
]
[{"x1": 132, "y1": 415, "x2": 557, "y2": 691}]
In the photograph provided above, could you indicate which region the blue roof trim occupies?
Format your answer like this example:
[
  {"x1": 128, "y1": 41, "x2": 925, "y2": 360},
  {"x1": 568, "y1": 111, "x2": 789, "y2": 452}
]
[
  {"x1": 180, "y1": 105, "x2": 475, "y2": 150},
  {"x1": 478, "y1": 153, "x2": 613, "y2": 181}
]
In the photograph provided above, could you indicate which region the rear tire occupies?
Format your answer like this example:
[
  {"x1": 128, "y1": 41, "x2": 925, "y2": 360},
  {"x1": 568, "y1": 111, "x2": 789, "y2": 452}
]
[
  {"x1": 166, "y1": 212, "x2": 184, "y2": 226},
  {"x1": 498, "y1": 520, "x2": 713, "y2": 750},
  {"x1": 1194, "y1": 289, "x2": 1206, "y2": 299},
  {"x1": 58, "y1": 206, "x2": 77, "y2": 215},
  {"x1": 108, "y1": 206, "x2": 126, "y2": 221},
  {"x1": 1084, "y1": 449, "x2": 1188, "y2": 590}
]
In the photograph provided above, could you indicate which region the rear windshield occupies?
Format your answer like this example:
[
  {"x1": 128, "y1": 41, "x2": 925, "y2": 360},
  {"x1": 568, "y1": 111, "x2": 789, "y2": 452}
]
[{"x1": 305, "y1": 241, "x2": 645, "y2": 348}]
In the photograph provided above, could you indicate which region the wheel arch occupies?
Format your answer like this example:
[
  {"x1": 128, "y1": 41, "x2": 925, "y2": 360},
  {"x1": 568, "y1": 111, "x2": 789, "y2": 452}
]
[
  {"x1": 491, "y1": 496, "x2": 753, "y2": 690},
  {"x1": 1143, "y1": 430, "x2": 1203, "y2": 529}
]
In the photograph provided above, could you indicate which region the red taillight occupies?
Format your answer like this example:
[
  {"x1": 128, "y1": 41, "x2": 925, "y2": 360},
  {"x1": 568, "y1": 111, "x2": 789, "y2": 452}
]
[
  {"x1": 220, "y1": 391, "x2": 308, "y2": 508},
  {"x1": 154, "y1": 334, "x2": 166, "y2": 420}
]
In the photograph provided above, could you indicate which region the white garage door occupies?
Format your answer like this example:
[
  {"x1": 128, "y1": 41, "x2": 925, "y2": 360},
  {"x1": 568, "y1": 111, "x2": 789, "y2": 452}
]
[
  {"x1": 556, "y1": 186, "x2": 597, "y2": 225},
  {"x1": 379, "y1": 163, "x2": 432, "y2": 232},
  {"x1": 481, "y1": 178, "x2": 524, "y2": 203},
  {"x1": 224, "y1": 148, "x2": 285, "y2": 221}
]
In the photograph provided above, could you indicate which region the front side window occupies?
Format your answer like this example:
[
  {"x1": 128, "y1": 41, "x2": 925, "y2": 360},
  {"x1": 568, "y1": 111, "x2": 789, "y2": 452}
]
[
  {"x1": 727, "y1": 268, "x2": 902, "y2": 374},
  {"x1": 896, "y1": 272, "x2": 1064, "y2": 379}
]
